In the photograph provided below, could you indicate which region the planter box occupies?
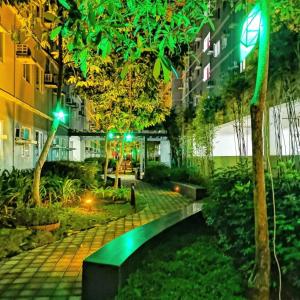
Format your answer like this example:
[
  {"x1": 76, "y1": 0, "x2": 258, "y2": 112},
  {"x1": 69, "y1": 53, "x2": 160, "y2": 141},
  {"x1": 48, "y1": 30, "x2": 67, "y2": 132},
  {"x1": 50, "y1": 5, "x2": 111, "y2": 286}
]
[
  {"x1": 82, "y1": 203, "x2": 203, "y2": 300},
  {"x1": 171, "y1": 181, "x2": 207, "y2": 201},
  {"x1": 30, "y1": 222, "x2": 60, "y2": 232}
]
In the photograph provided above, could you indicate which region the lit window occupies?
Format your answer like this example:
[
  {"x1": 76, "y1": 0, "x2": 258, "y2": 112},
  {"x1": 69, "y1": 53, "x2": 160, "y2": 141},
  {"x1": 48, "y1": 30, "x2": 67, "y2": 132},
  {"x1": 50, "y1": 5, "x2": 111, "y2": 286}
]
[
  {"x1": 203, "y1": 63, "x2": 210, "y2": 82},
  {"x1": 23, "y1": 65, "x2": 31, "y2": 83},
  {"x1": 214, "y1": 40, "x2": 221, "y2": 57},
  {"x1": 240, "y1": 59, "x2": 246, "y2": 73},
  {"x1": 0, "y1": 33, "x2": 4, "y2": 63},
  {"x1": 203, "y1": 32, "x2": 210, "y2": 52}
]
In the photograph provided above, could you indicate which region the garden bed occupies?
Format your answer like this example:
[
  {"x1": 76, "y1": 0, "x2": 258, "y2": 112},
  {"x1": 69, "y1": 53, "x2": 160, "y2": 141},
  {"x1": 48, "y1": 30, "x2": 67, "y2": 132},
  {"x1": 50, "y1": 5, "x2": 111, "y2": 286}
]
[{"x1": 116, "y1": 216, "x2": 246, "y2": 300}]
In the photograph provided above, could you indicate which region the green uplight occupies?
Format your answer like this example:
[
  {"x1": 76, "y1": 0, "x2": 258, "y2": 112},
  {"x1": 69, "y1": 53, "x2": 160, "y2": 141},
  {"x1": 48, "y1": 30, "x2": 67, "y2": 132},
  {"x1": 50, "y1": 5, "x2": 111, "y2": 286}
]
[
  {"x1": 240, "y1": 4, "x2": 262, "y2": 61},
  {"x1": 53, "y1": 110, "x2": 66, "y2": 123},
  {"x1": 107, "y1": 131, "x2": 114, "y2": 140},
  {"x1": 125, "y1": 133, "x2": 133, "y2": 142}
]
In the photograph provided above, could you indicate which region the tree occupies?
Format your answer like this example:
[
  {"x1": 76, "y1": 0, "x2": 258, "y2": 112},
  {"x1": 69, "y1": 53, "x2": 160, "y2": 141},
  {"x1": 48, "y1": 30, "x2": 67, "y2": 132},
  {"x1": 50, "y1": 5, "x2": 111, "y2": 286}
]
[{"x1": 75, "y1": 58, "x2": 169, "y2": 187}]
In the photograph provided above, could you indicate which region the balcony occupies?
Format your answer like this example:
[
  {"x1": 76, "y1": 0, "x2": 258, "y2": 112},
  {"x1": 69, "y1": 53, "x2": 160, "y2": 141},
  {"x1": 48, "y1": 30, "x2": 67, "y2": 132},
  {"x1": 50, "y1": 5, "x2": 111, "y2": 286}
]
[
  {"x1": 44, "y1": 73, "x2": 58, "y2": 88},
  {"x1": 16, "y1": 44, "x2": 37, "y2": 64}
]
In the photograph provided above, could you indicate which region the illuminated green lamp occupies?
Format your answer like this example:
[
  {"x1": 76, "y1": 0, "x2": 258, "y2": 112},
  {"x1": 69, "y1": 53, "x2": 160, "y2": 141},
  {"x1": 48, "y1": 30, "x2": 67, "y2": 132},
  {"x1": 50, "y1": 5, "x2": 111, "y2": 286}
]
[
  {"x1": 125, "y1": 133, "x2": 133, "y2": 142},
  {"x1": 53, "y1": 106, "x2": 66, "y2": 129},
  {"x1": 107, "y1": 131, "x2": 114, "y2": 140},
  {"x1": 240, "y1": 4, "x2": 262, "y2": 61}
]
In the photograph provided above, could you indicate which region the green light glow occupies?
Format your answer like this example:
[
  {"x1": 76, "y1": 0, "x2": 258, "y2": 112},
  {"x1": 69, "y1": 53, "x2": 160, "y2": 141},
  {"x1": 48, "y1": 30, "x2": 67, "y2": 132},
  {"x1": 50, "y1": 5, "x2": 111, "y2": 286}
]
[
  {"x1": 108, "y1": 132, "x2": 114, "y2": 140},
  {"x1": 125, "y1": 133, "x2": 133, "y2": 142},
  {"x1": 240, "y1": 4, "x2": 262, "y2": 61},
  {"x1": 53, "y1": 110, "x2": 66, "y2": 123}
]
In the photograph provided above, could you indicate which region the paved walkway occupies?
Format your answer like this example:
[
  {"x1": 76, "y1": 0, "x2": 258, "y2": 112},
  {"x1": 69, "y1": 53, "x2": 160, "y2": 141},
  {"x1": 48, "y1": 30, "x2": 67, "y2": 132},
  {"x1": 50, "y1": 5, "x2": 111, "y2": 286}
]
[{"x1": 0, "y1": 180, "x2": 191, "y2": 299}]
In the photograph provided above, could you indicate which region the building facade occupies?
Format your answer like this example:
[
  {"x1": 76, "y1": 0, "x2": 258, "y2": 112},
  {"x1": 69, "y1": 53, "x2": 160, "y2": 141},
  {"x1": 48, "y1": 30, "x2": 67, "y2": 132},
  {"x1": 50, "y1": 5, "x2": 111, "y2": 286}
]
[{"x1": 0, "y1": 2, "x2": 100, "y2": 170}]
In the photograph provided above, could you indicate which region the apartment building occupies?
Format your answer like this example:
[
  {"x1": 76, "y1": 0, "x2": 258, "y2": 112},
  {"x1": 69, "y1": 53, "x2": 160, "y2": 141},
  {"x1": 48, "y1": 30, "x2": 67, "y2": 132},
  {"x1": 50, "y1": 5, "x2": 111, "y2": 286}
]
[
  {"x1": 0, "y1": 2, "x2": 98, "y2": 170},
  {"x1": 173, "y1": 0, "x2": 300, "y2": 164}
]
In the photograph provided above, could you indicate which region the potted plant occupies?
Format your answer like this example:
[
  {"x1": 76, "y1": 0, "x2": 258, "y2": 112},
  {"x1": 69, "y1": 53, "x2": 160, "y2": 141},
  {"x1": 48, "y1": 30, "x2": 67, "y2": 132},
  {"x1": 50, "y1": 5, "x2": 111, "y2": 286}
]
[{"x1": 15, "y1": 205, "x2": 60, "y2": 232}]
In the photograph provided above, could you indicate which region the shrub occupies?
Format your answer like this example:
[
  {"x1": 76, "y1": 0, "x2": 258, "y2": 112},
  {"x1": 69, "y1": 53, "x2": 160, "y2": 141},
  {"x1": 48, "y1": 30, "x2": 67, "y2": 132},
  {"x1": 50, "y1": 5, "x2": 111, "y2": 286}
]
[
  {"x1": 144, "y1": 161, "x2": 171, "y2": 185},
  {"x1": 203, "y1": 162, "x2": 300, "y2": 293},
  {"x1": 14, "y1": 205, "x2": 60, "y2": 226},
  {"x1": 170, "y1": 166, "x2": 208, "y2": 186},
  {"x1": 42, "y1": 161, "x2": 100, "y2": 188},
  {"x1": 91, "y1": 186, "x2": 130, "y2": 201},
  {"x1": 117, "y1": 235, "x2": 245, "y2": 300}
]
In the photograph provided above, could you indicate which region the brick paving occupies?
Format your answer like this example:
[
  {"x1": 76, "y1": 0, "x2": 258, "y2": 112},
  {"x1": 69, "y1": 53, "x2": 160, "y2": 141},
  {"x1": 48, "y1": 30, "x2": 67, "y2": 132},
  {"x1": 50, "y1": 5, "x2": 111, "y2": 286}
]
[{"x1": 0, "y1": 179, "x2": 192, "y2": 299}]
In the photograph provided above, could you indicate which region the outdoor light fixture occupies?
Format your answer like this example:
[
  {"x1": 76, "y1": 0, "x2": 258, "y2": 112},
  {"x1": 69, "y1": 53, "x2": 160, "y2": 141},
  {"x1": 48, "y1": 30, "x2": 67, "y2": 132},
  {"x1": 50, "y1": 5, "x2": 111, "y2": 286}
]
[
  {"x1": 240, "y1": 4, "x2": 262, "y2": 61},
  {"x1": 174, "y1": 186, "x2": 180, "y2": 193},
  {"x1": 107, "y1": 131, "x2": 114, "y2": 140},
  {"x1": 125, "y1": 133, "x2": 133, "y2": 142},
  {"x1": 54, "y1": 110, "x2": 66, "y2": 122}
]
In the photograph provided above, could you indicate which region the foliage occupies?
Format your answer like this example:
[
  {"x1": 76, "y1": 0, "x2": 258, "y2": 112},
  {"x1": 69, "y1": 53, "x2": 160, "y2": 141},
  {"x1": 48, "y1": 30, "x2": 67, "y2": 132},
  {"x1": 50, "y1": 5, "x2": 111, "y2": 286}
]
[
  {"x1": 170, "y1": 166, "x2": 208, "y2": 186},
  {"x1": 14, "y1": 205, "x2": 60, "y2": 226},
  {"x1": 117, "y1": 233, "x2": 245, "y2": 300},
  {"x1": 143, "y1": 161, "x2": 171, "y2": 185},
  {"x1": 54, "y1": 0, "x2": 214, "y2": 80},
  {"x1": 42, "y1": 161, "x2": 100, "y2": 188},
  {"x1": 91, "y1": 186, "x2": 130, "y2": 202},
  {"x1": 203, "y1": 162, "x2": 300, "y2": 293},
  {"x1": 163, "y1": 108, "x2": 183, "y2": 167}
]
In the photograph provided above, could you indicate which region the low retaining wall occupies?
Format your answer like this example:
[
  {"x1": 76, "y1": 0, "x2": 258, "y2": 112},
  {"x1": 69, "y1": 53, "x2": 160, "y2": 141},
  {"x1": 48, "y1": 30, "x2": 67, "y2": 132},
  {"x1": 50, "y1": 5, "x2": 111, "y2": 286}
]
[
  {"x1": 82, "y1": 203, "x2": 203, "y2": 300},
  {"x1": 171, "y1": 181, "x2": 207, "y2": 201}
]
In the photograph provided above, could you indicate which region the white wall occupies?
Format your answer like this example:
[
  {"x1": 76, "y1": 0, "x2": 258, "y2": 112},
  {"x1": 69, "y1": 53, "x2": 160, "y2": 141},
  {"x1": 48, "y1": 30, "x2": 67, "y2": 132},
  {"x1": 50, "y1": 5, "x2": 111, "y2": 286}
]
[
  {"x1": 69, "y1": 136, "x2": 81, "y2": 161},
  {"x1": 160, "y1": 139, "x2": 171, "y2": 166}
]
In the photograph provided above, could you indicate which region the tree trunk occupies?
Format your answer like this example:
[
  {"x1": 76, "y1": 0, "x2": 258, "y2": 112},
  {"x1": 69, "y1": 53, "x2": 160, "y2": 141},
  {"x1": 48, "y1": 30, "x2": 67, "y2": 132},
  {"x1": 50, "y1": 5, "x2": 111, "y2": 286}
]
[
  {"x1": 32, "y1": 29, "x2": 64, "y2": 206},
  {"x1": 104, "y1": 134, "x2": 109, "y2": 184},
  {"x1": 114, "y1": 141, "x2": 123, "y2": 188},
  {"x1": 249, "y1": 1, "x2": 270, "y2": 298}
]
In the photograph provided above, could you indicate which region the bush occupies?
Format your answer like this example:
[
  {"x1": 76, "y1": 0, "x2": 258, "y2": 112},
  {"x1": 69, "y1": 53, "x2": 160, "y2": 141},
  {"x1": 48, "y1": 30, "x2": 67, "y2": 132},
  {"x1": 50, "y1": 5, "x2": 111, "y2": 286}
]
[
  {"x1": 203, "y1": 162, "x2": 300, "y2": 293},
  {"x1": 14, "y1": 205, "x2": 60, "y2": 226},
  {"x1": 170, "y1": 166, "x2": 208, "y2": 186},
  {"x1": 144, "y1": 161, "x2": 171, "y2": 185},
  {"x1": 42, "y1": 161, "x2": 100, "y2": 188},
  {"x1": 91, "y1": 186, "x2": 130, "y2": 201},
  {"x1": 117, "y1": 235, "x2": 245, "y2": 300}
]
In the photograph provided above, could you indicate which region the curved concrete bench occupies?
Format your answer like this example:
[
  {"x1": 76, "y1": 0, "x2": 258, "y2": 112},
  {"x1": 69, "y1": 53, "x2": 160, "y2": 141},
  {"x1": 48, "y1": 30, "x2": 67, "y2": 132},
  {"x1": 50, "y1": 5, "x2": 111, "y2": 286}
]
[
  {"x1": 82, "y1": 202, "x2": 202, "y2": 300},
  {"x1": 171, "y1": 181, "x2": 207, "y2": 201}
]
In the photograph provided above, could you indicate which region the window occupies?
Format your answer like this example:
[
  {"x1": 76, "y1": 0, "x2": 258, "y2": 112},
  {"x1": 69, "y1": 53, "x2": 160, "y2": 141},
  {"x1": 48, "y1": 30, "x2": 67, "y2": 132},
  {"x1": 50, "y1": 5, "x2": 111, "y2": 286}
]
[
  {"x1": 203, "y1": 32, "x2": 210, "y2": 52},
  {"x1": 203, "y1": 63, "x2": 210, "y2": 82},
  {"x1": 214, "y1": 40, "x2": 221, "y2": 57},
  {"x1": 0, "y1": 32, "x2": 4, "y2": 63},
  {"x1": 22, "y1": 144, "x2": 30, "y2": 158},
  {"x1": 21, "y1": 127, "x2": 31, "y2": 140},
  {"x1": 240, "y1": 59, "x2": 246, "y2": 73},
  {"x1": 23, "y1": 64, "x2": 31, "y2": 83},
  {"x1": 35, "y1": 131, "x2": 43, "y2": 156},
  {"x1": 217, "y1": 7, "x2": 221, "y2": 19},
  {"x1": 35, "y1": 67, "x2": 43, "y2": 92}
]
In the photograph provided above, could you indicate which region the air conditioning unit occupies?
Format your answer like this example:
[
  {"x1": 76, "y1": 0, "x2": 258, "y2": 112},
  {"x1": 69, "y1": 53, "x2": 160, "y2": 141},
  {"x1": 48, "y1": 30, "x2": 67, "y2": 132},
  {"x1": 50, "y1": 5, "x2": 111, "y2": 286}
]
[
  {"x1": 44, "y1": 73, "x2": 58, "y2": 88},
  {"x1": 228, "y1": 61, "x2": 239, "y2": 70},
  {"x1": 16, "y1": 44, "x2": 36, "y2": 64},
  {"x1": 195, "y1": 37, "x2": 202, "y2": 42},
  {"x1": 207, "y1": 45, "x2": 214, "y2": 55},
  {"x1": 195, "y1": 64, "x2": 202, "y2": 70}
]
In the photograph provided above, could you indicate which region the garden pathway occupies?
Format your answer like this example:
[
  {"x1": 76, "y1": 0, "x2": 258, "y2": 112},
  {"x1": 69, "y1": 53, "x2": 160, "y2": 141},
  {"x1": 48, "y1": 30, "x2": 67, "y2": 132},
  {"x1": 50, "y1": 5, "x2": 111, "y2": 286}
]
[{"x1": 0, "y1": 179, "x2": 192, "y2": 300}]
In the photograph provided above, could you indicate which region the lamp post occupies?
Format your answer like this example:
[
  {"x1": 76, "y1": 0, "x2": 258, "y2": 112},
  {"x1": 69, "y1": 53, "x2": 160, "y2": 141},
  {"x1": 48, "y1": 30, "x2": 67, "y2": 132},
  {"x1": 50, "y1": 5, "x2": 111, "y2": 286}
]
[{"x1": 240, "y1": 1, "x2": 270, "y2": 299}]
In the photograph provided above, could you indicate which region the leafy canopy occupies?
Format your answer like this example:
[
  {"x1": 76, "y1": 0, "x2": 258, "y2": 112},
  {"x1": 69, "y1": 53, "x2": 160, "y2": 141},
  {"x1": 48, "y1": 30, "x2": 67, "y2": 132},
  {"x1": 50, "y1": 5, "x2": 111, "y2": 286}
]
[{"x1": 50, "y1": 0, "x2": 215, "y2": 80}]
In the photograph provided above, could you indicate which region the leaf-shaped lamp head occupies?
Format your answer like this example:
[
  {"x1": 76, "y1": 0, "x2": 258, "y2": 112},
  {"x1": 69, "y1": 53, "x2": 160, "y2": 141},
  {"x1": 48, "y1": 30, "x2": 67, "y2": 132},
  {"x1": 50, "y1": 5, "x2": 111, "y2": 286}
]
[{"x1": 240, "y1": 4, "x2": 262, "y2": 62}]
